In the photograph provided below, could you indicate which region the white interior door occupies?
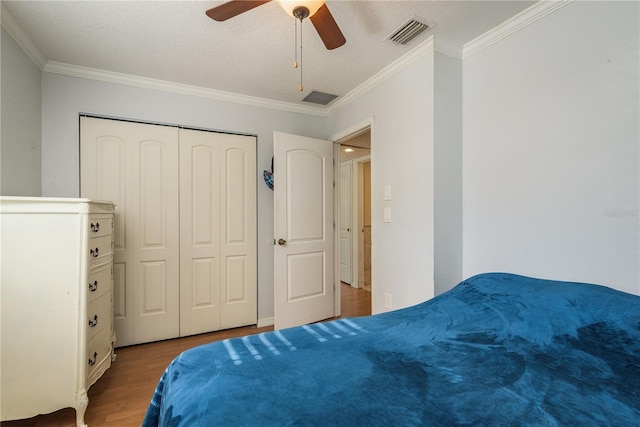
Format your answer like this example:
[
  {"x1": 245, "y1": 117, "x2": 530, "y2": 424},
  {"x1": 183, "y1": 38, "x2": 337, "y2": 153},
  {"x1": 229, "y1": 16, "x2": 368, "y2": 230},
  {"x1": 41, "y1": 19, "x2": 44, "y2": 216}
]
[
  {"x1": 274, "y1": 131, "x2": 334, "y2": 330},
  {"x1": 339, "y1": 161, "x2": 353, "y2": 284}
]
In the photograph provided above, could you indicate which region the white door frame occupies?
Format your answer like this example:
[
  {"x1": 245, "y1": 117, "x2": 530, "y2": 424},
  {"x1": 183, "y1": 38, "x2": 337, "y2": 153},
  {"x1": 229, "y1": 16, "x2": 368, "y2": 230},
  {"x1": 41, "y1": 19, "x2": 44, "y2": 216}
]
[
  {"x1": 352, "y1": 154, "x2": 371, "y2": 289},
  {"x1": 339, "y1": 160, "x2": 353, "y2": 285},
  {"x1": 331, "y1": 117, "x2": 374, "y2": 317}
]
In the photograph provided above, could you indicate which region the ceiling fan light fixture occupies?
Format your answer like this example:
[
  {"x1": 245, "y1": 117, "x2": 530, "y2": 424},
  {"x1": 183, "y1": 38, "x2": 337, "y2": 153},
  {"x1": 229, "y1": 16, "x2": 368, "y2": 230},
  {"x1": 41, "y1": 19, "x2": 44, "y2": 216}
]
[{"x1": 276, "y1": 0, "x2": 325, "y2": 19}]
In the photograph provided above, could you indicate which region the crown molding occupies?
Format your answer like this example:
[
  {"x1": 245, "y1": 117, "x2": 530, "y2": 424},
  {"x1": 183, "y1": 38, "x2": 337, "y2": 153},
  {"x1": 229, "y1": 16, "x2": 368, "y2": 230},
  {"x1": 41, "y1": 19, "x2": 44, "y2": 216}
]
[
  {"x1": 42, "y1": 61, "x2": 328, "y2": 117},
  {"x1": 1, "y1": 2, "x2": 46, "y2": 69},
  {"x1": 326, "y1": 36, "x2": 436, "y2": 115},
  {"x1": 463, "y1": 0, "x2": 574, "y2": 59},
  {"x1": 42, "y1": 36, "x2": 440, "y2": 119},
  {"x1": 435, "y1": 38, "x2": 463, "y2": 60}
]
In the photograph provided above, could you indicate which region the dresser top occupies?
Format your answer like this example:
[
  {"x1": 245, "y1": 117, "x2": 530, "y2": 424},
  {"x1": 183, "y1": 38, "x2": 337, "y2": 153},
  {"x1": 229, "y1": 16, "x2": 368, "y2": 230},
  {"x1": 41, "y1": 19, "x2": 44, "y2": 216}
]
[{"x1": 0, "y1": 197, "x2": 115, "y2": 214}]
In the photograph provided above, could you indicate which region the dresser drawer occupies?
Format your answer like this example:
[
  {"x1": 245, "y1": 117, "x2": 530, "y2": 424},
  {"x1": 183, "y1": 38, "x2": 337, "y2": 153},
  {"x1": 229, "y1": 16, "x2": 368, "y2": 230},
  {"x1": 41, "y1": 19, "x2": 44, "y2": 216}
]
[
  {"x1": 88, "y1": 214, "x2": 113, "y2": 238},
  {"x1": 87, "y1": 326, "x2": 113, "y2": 387},
  {"x1": 87, "y1": 261, "x2": 112, "y2": 302},
  {"x1": 87, "y1": 291, "x2": 111, "y2": 341},
  {"x1": 88, "y1": 234, "x2": 113, "y2": 263}
]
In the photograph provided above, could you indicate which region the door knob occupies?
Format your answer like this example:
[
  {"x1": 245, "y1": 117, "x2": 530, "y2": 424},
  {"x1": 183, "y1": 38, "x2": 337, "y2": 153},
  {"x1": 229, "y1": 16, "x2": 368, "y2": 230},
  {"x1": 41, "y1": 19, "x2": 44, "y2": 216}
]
[{"x1": 277, "y1": 238, "x2": 287, "y2": 246}]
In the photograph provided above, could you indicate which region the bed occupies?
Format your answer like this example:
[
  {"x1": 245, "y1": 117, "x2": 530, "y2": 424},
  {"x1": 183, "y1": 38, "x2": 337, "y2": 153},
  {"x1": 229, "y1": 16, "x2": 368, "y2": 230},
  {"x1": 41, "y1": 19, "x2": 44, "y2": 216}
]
[{"x1": 142, "y1": 273, "x2": 640, "y2": 426}]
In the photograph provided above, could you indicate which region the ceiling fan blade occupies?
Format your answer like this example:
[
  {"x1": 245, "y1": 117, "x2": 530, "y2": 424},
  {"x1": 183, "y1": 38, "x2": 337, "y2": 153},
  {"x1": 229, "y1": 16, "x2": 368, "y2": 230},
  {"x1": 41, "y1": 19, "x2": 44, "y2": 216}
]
[
  {"x1": 309, "y1": 4, "x2": 346, "y2": 50},
  {"x1": 206, "y1": 0, "x2": 272, "y2": 22}
]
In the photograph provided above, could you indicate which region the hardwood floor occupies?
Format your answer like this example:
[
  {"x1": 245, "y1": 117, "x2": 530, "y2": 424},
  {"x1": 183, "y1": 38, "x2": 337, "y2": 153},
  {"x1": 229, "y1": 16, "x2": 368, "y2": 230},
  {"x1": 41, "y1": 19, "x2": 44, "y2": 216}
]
[
  {"x1": 1, "y1": 283, "x2": 370, "y2": 427},
  {"x1": 339, "y1": 281, "x2": 372, "y2": 318}
]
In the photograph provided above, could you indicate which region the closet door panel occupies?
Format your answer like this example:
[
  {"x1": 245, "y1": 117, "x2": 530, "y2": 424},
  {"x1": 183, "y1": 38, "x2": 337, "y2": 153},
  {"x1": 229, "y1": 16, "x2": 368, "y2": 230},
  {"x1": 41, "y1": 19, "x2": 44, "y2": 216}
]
[
  {"x1": 81, "y1": 117, "x2": 134, "y2": 345},
  {"x1": 225, "y1": 149, "x2": 249, "y2": 243},
  {"x1": 220, "y1": 138, "x2": 257, "y2": 328},
  {"x1": 192, "y1": 258, "x2": 218, "y2": 306},
  {"x1": 131, "y1": 123, "x2": 180, "y2": 344},
  {"x1": 179, "y1": 129, "x2": 222, "y2": 336},
  {"x1": 225, "y1": 255, "x2": 248, "y2": 301},
  {"x1": 112, "y1": 263, "x2": 126, "y2": 322}
]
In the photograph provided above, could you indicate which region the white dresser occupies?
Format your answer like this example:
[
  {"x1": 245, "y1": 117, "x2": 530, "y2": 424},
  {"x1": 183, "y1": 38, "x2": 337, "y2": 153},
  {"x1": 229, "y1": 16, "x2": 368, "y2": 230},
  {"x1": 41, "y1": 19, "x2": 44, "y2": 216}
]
[{"x1": 0, "y1": 197, "x2": 116, "y2": 427}]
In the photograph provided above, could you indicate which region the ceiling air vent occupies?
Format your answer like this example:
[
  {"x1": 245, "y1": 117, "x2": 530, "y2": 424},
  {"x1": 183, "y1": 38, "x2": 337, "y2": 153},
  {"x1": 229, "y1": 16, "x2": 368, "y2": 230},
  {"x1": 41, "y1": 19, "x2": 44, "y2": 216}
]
[
  {"x1": 302, "y1": 91, "x2": 338, "y2": 106},
  {"x1": 387, "y1": 16, "x2": 429, "y2": 46}
]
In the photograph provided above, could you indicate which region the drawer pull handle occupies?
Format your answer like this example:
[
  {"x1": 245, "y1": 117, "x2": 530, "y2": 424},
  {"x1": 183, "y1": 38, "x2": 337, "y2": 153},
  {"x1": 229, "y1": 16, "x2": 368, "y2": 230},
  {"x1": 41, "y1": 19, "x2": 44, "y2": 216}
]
[
  {"x1": 90, "y1": 248, "x2": 99, "y2": 257},
  {"x1": 89, "y1": 280, "x2": 98, "y2": 292},
  {"x1": 88, "y1": 352, "x2": 98, "y2": 366},
  {"x1": 90, "y1": 222, "x2": 100, "y2": 232},
  {"x1": 89, "y1": 315, "x2": 98, "y2": 327}
]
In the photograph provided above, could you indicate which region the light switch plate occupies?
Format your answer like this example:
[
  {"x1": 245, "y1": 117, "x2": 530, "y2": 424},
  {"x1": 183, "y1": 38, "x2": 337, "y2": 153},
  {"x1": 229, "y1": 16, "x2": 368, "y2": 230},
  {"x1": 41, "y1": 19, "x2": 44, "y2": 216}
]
[
  {"x1": 384, "y1": 207, "x2": 391, "y2": 223},
  {"x1": 384, "y1": 185, "x2": 392, "y2": 201}
]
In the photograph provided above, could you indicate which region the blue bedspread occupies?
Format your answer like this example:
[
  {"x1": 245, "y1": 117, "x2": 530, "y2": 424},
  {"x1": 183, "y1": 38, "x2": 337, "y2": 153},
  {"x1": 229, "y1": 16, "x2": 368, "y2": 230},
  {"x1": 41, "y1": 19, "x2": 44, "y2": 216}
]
[{"x1": 142, "y1": 273, "x2": 640, "y2": 426}]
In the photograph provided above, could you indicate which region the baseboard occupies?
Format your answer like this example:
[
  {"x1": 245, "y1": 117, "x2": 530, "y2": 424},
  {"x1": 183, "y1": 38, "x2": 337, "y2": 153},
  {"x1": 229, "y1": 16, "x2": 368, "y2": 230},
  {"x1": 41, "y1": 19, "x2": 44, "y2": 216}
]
[{"x1": 257, "y1": 317, "x2": 274, "y2": 328}]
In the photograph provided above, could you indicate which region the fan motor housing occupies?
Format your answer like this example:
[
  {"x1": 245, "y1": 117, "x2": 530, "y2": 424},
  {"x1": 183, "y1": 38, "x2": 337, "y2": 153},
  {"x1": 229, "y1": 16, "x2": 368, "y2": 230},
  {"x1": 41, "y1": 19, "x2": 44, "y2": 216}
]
[{"x1": 293, "y1": 6, "x2": 310, "y2": 20}]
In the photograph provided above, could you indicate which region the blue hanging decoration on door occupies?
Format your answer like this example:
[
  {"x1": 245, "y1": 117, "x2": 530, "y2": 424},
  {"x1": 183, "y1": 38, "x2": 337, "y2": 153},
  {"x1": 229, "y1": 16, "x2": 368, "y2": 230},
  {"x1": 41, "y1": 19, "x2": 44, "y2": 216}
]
[{"x1": 263, "y1": 156, "x2": 274, "y2": 190}]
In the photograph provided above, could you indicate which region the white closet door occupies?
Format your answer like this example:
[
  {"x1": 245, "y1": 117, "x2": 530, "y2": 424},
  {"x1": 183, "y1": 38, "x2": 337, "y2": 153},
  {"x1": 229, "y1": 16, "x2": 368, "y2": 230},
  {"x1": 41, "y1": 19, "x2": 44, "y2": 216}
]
[
  {"x1": 178, "y1": 129, "x2": 221, "y2": 335},
  {"x1": 179, "y1": 129, "x2": 256, "y2": 335},
  {"x1": 130, "y1": 122, "x2": 180, "y2": 344},
  {"x1": 80, "y1": 117, "x2": 134, "y2": 346},
  {"x1": 81, "y1": 117, "x2": 134, "y2": 345},
  {"x1": 82, "y1": 118, "x2": 256, "y2": 345},
  {"x1": 81, "y1": 117, "x2": 180, "y2": 346},
  {"x1": 219, "y1": 133, "x2": 257, "y2": 329}
]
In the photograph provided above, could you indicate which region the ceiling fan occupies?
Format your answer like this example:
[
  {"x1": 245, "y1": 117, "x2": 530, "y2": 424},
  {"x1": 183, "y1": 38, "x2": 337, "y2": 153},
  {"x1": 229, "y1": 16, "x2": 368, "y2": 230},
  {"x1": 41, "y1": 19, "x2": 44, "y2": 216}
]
[{"x1": 206, "y1": 0, "x2": 346, "y2": 50}]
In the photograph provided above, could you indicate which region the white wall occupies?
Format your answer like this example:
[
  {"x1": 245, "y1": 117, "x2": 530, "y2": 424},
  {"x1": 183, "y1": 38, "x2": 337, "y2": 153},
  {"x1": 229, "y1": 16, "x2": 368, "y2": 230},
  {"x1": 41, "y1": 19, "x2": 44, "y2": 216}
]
[
  {"x1": 1, "y1": 28, "x2": 41, "y2": 196},
  {"x1": 328, "y1": 48, "x2": 436, "y2": 314},
  {"x1": 434, "y1": 51, "x2": 463, "y2": 295},
  {"x1": 463, "y1": 1, "x2": 640, "y2": 295},
  {"x1": 40, "y1": 72, "x2": 328, "y2": 321}
]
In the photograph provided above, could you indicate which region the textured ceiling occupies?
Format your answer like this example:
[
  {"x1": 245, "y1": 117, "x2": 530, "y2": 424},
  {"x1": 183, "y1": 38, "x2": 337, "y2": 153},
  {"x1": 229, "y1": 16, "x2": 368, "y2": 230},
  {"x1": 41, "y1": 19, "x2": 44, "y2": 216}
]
[{"x1": 3, "y1": 1, "x2": 536, "y2": 107}]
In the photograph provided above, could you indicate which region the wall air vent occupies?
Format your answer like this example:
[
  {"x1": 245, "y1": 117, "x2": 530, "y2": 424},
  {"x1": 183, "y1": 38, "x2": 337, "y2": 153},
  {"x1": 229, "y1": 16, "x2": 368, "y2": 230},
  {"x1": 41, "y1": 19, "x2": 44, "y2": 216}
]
[
  {"x1": 387, "y1": 16, "x2": 429, "y2": 46},
  {"x1": 302, "y1": 91, "x2": 339, "y2": 106}
]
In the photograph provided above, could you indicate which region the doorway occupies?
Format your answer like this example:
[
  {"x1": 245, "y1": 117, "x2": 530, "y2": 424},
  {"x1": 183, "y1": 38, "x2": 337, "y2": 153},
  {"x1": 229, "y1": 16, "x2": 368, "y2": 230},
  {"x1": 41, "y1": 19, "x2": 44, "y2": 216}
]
[
  {"x1": 338, "y1": 128, "x2": 371, "y2": 313},
  {"x1": 272, "y1": 125, "x2": 372, "y2": 326}
]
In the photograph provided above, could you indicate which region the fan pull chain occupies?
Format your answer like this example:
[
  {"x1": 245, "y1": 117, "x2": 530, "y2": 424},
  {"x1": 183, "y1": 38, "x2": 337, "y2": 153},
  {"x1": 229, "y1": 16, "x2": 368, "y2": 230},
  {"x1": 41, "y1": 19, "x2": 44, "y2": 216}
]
[
  {"x1": 294, "y1": 18, "x2": 298, "y2": 69},
  {"x1": 299, "y1": 18, "x2": 303, "y2": 91},
  {"x1": 292, "y1": 12, "x2": 305, "y2": 92}
]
